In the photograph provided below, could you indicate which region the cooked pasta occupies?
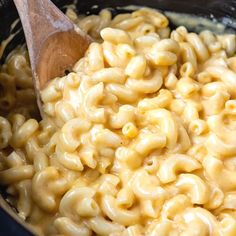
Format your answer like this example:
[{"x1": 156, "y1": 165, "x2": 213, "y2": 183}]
[{"x1": 1, "y1": 6, "x2": 236, "y2": 236}]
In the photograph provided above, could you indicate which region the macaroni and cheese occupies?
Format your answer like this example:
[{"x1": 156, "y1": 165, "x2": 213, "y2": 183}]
[{"x1": 1, "y1": 7, "x2": 236, "y2": 236}]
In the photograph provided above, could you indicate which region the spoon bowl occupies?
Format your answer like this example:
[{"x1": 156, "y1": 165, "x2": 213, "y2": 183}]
[{"x1": 13, "y1": 0, "x2": 92, "y2": 112}]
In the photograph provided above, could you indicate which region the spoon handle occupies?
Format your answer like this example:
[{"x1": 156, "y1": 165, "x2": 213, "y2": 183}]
[{"x1": 13, "y1": 0, "x2": 74, "y2": 73}]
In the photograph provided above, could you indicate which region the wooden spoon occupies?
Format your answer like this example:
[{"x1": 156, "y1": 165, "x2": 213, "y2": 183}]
[{"x1": 13, "y1": 0, "x2": 92, "y2": 112}]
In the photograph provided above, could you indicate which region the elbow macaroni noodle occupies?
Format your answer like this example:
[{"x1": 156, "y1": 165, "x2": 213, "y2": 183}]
[{"x1": 1, "y1": 6, "x2": 236, "y2": 236}]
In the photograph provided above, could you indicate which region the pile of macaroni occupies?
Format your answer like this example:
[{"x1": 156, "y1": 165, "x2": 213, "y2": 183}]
[{"x1": 1, "y1": 7, "x2": 236, "y2": 236}]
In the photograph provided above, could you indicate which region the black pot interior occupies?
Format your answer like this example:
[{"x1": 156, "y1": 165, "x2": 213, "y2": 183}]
[{"x1": 0, "y1": 0, "x2": 236, "y2": 235}]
